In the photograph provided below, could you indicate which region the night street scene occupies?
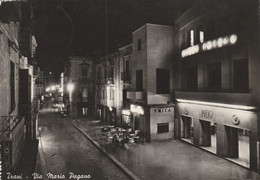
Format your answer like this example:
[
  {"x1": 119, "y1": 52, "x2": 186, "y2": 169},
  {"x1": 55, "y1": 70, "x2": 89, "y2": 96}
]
[{"x1": 2, "y1": 0, "x2": 260, "y2": 180}]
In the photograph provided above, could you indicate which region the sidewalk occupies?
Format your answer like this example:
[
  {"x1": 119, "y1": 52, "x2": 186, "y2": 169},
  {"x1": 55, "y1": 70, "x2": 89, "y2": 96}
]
[
  {"x1": 72, "y1": 118, "x2": 260, "y2": 180},
  {"x1": 14, "y1": 140, "x2": 39, "y2": 179}
]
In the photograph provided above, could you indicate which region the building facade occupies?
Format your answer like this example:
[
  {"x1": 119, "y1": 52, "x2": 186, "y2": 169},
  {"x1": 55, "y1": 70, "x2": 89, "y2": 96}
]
[
  {"x1": 174, "y1": 1, "x2": 260, "y2": 171},
  {"x1": 65, "y1": 56, "x2": 95, "y2": 117},
  {"x1": 0, "y1": 0, "x2": 39, "y2": 175},
  {"x1": 126, "y1": 23, "x2": 175, "y2": 142},
  {"x1": 95, "y1": 53, "x2": 119, "y2": 125},
  {"x1": 118, "y1": 44, "x2": 132, "y2": 126}
]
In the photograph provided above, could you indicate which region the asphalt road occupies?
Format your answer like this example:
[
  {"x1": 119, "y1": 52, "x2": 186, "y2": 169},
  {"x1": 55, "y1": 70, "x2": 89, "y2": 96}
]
[{"x1": 37, "y1": 101, "x2": 129, "y2": 180}]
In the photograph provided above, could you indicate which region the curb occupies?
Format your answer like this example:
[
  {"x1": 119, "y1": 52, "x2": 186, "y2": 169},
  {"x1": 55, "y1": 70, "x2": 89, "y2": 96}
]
[{"x1": 71, "y1": 121, "x2": 140, "y2": 180}]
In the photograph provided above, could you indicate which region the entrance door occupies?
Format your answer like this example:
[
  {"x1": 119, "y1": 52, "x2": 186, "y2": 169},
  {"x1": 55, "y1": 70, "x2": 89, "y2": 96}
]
[
  {"x1": 134, "y1": 115, "x2": 140, "y2": 131},
  {"x1": 200, "y1": 120, "x2": 211, "y2": 147},
  {"x1": 226, "y1": 126, "x2": 239, "y2": 158},
  {"x1": 199, "y1": 121, "x2": 217, "y2": 153},
  {"x1": 225, "y1": 126, "x2": 250, "y2": 168},
  {"x1": 181, "y1": 116, "x2": 193, "y2": 143}
]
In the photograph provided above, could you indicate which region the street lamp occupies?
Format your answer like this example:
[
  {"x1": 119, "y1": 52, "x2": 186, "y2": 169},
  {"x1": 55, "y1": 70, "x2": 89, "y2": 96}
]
[
  {"x1": 66, "y1": 83, "x2": 74, "y2": 117},
  {"x1": 67, "y1": 83, "x2": 74, "y2": 92}
]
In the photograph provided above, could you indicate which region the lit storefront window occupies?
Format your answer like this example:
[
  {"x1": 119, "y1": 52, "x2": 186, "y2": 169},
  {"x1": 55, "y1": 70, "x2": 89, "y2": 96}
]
[
  {"x1": 130, "y1": 104, "x2": 144, "y2": 115},
  {"x1": 190, "y1": 30, "x2": 194, "y2": 46},
  {"x1": 200, "y1": 31, "x2": 204, "y2": 43}
]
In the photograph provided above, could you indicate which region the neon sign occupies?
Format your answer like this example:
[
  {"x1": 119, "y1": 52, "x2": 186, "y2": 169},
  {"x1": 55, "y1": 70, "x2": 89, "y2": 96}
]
[
  {"x1": 130, "y1": 104, "x2": 144, "y2": 115},
  {"x1": 181, "y1": 34, "x2": 238, "y2": 58}
]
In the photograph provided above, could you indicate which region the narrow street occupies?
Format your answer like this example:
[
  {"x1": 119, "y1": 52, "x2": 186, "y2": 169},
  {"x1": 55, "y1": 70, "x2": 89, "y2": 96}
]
[{"x1": 37, "y1": 101, "x2": 129, "y2": 180}]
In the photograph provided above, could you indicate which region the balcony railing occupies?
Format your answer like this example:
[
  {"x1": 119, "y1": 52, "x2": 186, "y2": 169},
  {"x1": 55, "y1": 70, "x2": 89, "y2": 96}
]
[
  {"x1": 0, "y1": 116, "x2": 25, "y2": 173},
  {"x1": 106, "y1": 77, "x2": 114, "y2": 84},
  {"x1": 98, "y1": 78, "x2": 114, "y2": 85},
  {"x1": 0, "y1": 116, "x2": 23, "y2": 131}
]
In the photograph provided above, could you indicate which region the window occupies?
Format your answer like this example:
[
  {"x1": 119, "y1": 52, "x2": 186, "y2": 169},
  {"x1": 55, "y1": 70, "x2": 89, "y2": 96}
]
[
  {"x1": 200, "y1": 31, "x2": 204, "y2": 43},
  {"x1": 137, "y1": 39, "x2": 141, "y2": 51},
  {"x1": 82, "y1": 87, "x2": 88, "y2": 102},
  {"x1": 136, "y1": 70, "x2": 143, "y2": 91},
  {"x1": 158, "y1": 123, "x2": 169, "y2": 134},
  {"x1": 195, "y1": 26, "x2": 204, "y2": 44},
  {"x1": 188, "y1": 30, "x2": 194, "y2": 46},
  {"x1": 10, "y1": 61, "x2": 15, "y2": 112},
  {"x1": 109, "y1": 66, "x2": 114, "y2": 79},
  {"x1": 103, "y1": 89, "x2": 106, "y2": 99},
  {"x1": 97, "y1": 67, "x2": 101, "y2": 80},
  {"x1": 233, "y1": 59, "x2": 249, "y2": 92},
  {"x1": 156, "y1": 69, "x2": 170, "y2": 94},
  {"x1": 110, "y1": 89, "x2": 114, "y2": 100},
  {"x1": 124, "y1": 60, "x2": 130, "y2": 80},
  {"x1": 208, "y1": 63, "x2": 221, "y2": 91},
  {"x1": 96, "y1": 89, "x2": 100, "y2": 98},
  {"x1": 187, "y1": 66, "x2": 198, "y2": 90},
  {"x1": 104, "y1": 68, "x2": 107, "y2": 79}
]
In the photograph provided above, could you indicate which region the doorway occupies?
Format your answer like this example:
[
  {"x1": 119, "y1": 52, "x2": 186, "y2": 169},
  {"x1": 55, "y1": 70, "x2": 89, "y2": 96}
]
[
  {"x1": 225, "y1": 126, "x2": 250, "y2": 168},
  {"x1": 181, "y1": 116, "x2": 193, "y2": 143},
  {"x1": 200, "y1": 120, "x2": 217, "y2": 153}
]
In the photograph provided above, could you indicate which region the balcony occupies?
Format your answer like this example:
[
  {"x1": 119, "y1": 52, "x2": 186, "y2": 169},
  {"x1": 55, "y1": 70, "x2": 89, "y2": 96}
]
[
  {"x1": 99, "y1": 78, "x2": 114, "y2": 85},
  {"x1": 0, "y1": 116, "x2": 25, "y2": 172},
  {"x1": 127, "y1": 91, "x2": 145, "y2": 100},
  {"x1": 175, "y1": 90, "x2": 252, "y2": 106},
  {"x1": 106, "y1": 77, "x2": 114, "y2": 84}
]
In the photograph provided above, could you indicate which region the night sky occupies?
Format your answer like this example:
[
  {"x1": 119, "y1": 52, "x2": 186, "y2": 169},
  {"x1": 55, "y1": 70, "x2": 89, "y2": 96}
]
[
  {"x1": 32, "y1": 0, "x2": 195, "y2": 76},
  {"x1": 31, "y1": 0, "x2": 238, "y2": 76}
]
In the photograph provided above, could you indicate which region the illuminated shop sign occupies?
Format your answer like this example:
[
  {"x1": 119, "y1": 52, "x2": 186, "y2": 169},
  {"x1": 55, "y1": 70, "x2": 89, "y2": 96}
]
[
  {"x1": 0, "y1": 0, "x2": 21, "y2": 5},
  {"x1": 130, "y1": 104, "x2": 144, "y2": 115},
  {"x1": 181, "y1": 34, "x2": 238, "y2": 58},
  {"x1": 122, "y1": 110, "x2": 130, "y2": 116}
]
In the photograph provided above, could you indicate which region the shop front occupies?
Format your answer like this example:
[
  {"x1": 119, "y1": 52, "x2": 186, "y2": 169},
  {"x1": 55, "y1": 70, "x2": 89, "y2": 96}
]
[
  {"x1": 130, "y1": 104, "x2": 147, "y2": 141},
  {"x1": 121, "y1": 109, "x2": 132, "y2": 127},
  {"x1": 176, "y1": 100, "x2": 258, "y2": 170},
  {"x1": 100, "y1": 106, "x2": 117, "y2": 125},
  {"x1": 150, "y1": 105, "x2": 174, "y2": 141}
]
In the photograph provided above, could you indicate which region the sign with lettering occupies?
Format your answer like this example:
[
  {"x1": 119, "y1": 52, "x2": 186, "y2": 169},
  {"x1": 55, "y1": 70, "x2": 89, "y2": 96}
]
[
  {"x1": 151, "y1": 107, "x2": 174, "y2": 116},
  {"x1": 199, "y1": 110, "x2": 213, "y2": 119}
]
